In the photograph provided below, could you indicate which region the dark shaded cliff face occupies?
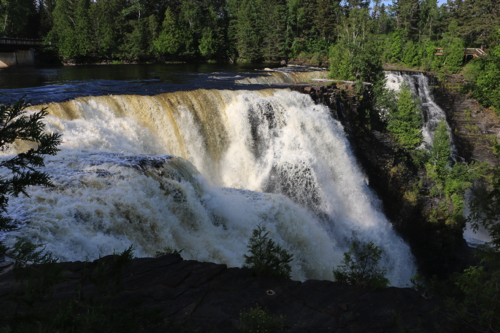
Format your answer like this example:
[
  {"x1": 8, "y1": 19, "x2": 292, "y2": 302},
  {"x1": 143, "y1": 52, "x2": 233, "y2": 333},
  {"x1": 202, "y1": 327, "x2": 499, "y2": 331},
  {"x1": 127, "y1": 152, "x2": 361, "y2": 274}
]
[
  {"x1": 292, "y1": 84, "x2": 473, "y2": 279},
  {"x1": 432, "y1": 75, "x2": 500, "y2": 168},
  {"x1": 0, "y1": 254, "x2": 452, "y2": 333}
]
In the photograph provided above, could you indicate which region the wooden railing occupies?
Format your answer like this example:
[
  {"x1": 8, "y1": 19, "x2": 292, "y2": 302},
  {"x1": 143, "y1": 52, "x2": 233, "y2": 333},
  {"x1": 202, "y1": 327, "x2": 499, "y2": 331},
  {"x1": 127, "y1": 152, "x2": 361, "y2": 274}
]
[
  {"x1": 436, "y1": 47, "x2": 487, "y2": 57},
  {"x1": 0, "y1": 38, "x2": 43, "y2": 46}
]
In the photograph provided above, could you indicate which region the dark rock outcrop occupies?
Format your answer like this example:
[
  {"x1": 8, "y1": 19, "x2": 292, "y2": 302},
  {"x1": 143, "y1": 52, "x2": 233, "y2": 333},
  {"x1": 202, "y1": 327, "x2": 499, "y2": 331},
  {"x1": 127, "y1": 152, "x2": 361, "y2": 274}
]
[
  {"x1": 433, "y1": 76, "x2": 500, "y2": 168},
  {"x1": 0, "y1": 254, "x2": 452, "y2": 332}
]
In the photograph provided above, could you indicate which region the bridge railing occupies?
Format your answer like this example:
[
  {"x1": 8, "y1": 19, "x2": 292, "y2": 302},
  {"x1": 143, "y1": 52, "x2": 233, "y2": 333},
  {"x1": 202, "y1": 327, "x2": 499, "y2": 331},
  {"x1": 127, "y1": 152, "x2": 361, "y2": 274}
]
[{"x1": 0, "y1": 38, "x2": 43, "y2": 46}]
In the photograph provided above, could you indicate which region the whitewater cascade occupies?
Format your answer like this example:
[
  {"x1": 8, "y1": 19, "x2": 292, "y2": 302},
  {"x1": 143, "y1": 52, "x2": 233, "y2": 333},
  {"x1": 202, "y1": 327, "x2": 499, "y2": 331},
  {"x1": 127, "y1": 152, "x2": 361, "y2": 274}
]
[
  {"x1": 2, "y1": 88, "x2": 416, "y2": 285},
  {"x1": 385, "y1": 72, "x2": 457, "y2": 155}
]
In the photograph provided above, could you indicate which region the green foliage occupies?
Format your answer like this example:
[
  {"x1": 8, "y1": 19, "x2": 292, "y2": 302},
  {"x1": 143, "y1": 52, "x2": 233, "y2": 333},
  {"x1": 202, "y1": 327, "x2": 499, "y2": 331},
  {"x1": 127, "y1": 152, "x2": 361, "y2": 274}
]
[
  {"x1": 448, "y1": 249, "x2": 500, "y2": 332},
  {"x1": 386, "y1": 83, "x2": 423, "y2": 149},
  {"x1": 427, "y1": 120, "x2": 451, "y2": 182},
  {"x1": 468, "y1": 167, "x2": 500, "y2": 250},
  {"x1": 443, "y1": 37, "x2": 465, "y2": 74},
  {"x1": 83, "y1": 245, "x2": 134, "y2": 292},
  {"x1": 243, "y1": 225, "x2": 293, "y2": 278},
  {"x1": 466, "y1": 37, "x2": 500, "y2": 112},
  {"x1": 0, "y1": 98, "x2": 61, "y2": 232},
  {"x1": 333, "y1": 240, "x2": 389, "y2": 290},
  {"x1": 154, "y1": 8, "x2": 182, "y2": 57},
  {"x1": 238, "y1": 305, "x2": 285, "y2": 333},
  {"x1": 425, "y1": 120, "x2": 488, "y2": 224},
  {"x1": 154, "y1": 246, "x2": 183, "y2": 257},
  {"x1": 329, "y1": 7, "x2": 383, "y2": 83}
]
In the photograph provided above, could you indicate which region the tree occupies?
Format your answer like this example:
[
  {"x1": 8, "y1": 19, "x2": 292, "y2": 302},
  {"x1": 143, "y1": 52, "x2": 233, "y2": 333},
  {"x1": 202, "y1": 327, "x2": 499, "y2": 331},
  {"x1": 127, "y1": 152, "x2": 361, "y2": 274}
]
[
  {"x1": 387, "y1": 83, "x2": 423, "y2": 149},
  {"x1": 394, "y1": 0, "x2": 420, "y2": 41},
  {"x1": 333, "y1": 240, "x2": 389, "y2": 290},
  {"x1": 0, "y1": 0, "x2": 38, "y2": 38},
  {"x1": 154, "y1": 7, "x2": 182, "y2": 56},
  {"x1": 74, "y1": 0, "x2": 93, "y2": 56},
  {"x1": 234, "y1": 0, "x2": 263, "y2": 61},
  {"x1": 243, "y1": 225, "x2": 293, "y2": 278},
  {"x1": 0, "y1": 98, "x2": 61, "y2": 258},
  {"x1": 49, "y1": 0, "x2": 78, "y2": 59},
  {"x1": 468, "y1": 169, "x2": 500, "y2": 250},
  {"x1": 91, "y1": 0, "x2": 126, "y2": 58},
  {"x1": 329, "y1": 6, "x2": 383, "y2": 83},
  {"x1": 429, "y1": 119, "x2": 451, "y2": 181}
]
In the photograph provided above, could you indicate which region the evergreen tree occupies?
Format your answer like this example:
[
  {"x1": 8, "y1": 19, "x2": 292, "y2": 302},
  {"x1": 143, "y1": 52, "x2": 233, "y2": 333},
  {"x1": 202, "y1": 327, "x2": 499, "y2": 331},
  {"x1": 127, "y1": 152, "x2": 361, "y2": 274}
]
[
  {"x1": 39, "y1": 0, "x2": 57, "y2": 38},
  {"x1": 429, "y1": 119, "x2": 451, "y2": 181},
  {"x1": 387, "y1": 83, "x2": 423, "y2": 149},
  {"x1": 50, "y1": 0, "x2": 78, "y2": 59},
  {"x1": 74, "y1": 0, "x2": 93, "y2": 56},
  {"x1": 154, "y1": 7, "x2": 182, "y2": 56},
  {"x1": 446, "y1": 0, "x2": 500, "y2": 46},
  {"x1": 92, "y1": 0, "x2": 127, "y2": 58},
  {"x1": 234, "y1": 0, "x2": 263, "y2": 61},
  {"x1": 0, "y1": 99, "x2": 61, "y2": 234},
  {"x1": 393, "y1": 0, "x2": 420, "y2": 41}
]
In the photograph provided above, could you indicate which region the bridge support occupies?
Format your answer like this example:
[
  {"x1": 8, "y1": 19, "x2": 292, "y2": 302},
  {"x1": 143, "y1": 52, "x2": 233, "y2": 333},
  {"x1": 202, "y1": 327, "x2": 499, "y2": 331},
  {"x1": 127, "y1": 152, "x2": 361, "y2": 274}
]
[{"x1": 0, "y1": 48, "x2": 35, "y2": 67}]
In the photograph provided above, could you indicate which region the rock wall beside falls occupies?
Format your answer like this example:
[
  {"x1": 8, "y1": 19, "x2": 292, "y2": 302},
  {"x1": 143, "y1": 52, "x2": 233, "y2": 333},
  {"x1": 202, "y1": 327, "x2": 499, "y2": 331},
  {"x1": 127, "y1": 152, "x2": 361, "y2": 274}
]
[{"x1": 432, "y1": 75, "x2": 500, "y2": 168}]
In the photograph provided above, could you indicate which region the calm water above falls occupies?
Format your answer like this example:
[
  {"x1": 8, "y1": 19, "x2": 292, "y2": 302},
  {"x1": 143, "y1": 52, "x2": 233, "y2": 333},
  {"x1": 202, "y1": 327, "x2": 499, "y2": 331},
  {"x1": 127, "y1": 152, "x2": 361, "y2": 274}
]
[
  {"x1": 0, "y1": 65, "x2": 416, "y2": 286},
  {"x1": 0, "y1": 63, "x2": 285, "y2": 104}
]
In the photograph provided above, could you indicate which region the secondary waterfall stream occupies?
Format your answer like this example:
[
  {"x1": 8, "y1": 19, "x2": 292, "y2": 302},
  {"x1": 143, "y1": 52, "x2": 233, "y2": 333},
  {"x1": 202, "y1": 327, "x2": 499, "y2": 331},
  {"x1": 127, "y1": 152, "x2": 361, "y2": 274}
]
[
  {"x1": 384, "y1": 71, "x2": 457, "y2": 156},
  {"x1": 1, "y1": 86, "x2": 417, "y2": 285}
]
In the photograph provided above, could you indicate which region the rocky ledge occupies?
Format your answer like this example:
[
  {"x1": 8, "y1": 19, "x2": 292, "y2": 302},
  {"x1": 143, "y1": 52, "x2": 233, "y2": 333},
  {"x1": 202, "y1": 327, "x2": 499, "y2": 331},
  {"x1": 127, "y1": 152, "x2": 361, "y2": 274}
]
[{"x1": 0, "y1": 254, "x2": 453, "y2": 332}]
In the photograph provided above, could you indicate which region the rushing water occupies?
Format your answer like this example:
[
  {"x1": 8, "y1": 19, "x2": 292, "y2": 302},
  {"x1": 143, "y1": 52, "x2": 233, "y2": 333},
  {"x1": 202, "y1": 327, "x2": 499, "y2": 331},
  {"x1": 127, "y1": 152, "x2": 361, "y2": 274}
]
[{"x1": 0, "y1": 65, "x2": 416, "y2": 285}]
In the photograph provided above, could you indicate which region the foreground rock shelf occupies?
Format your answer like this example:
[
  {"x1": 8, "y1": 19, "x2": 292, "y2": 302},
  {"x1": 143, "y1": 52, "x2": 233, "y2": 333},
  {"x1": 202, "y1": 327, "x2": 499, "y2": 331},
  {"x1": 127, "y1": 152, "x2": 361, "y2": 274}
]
[{"x1": 0, "y1": 254, "x2": 453, "y2": 332}]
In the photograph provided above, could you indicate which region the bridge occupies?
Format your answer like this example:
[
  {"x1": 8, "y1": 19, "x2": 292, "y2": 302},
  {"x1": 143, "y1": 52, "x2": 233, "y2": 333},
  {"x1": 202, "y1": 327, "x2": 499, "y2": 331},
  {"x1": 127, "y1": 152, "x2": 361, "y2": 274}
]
[{"x1": 0, "y1": 38, "x2": 43, "y2": 67}]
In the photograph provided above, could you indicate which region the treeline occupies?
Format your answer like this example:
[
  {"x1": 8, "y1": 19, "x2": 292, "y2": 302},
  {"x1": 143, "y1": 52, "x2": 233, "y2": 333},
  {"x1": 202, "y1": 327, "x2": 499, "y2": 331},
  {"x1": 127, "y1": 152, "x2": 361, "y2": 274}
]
[
  {"x1": 1, "y1": 0, "x2": 346, "y2": 62},
  {"x1": 1, "y1": 0, "x2": 497, "y2": 65}
]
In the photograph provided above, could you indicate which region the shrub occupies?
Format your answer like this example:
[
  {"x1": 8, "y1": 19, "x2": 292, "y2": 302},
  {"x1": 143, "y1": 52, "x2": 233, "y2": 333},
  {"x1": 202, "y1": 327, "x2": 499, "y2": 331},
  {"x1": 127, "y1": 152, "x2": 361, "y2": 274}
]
[
  {"x1": 238, "y1": 305, "x2": 285, "y2": 333},
  {"x1": 154, "y1": 247, "x2": 183, "y2": 257},
  {"x1": 333, "y1": 240, "x2": 389, "y2": 290},
  {"x1": 243, "y1": 225, "x2": 293, "y2": 278}
]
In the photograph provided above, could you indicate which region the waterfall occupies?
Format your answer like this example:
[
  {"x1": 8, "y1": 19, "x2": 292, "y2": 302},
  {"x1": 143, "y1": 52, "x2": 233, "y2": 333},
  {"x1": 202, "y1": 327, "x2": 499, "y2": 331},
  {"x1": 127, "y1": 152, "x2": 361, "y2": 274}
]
[
  {"x1": 385, "y1": 72, "x2": 457, "y2": 156},
  {"x1": 2, "y1": 88, "x2": 416, "y2": 285}
]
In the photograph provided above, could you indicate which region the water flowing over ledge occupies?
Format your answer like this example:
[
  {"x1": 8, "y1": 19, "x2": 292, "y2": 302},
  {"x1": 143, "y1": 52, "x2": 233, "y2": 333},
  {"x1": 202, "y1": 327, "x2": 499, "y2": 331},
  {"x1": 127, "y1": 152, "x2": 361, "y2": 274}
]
[
  {"x1": 384, "y1": 71, "x2": 457, "y2": 156},
  {"x1": 2, "y1": 88, "x2": 416, "y2": 286}
]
